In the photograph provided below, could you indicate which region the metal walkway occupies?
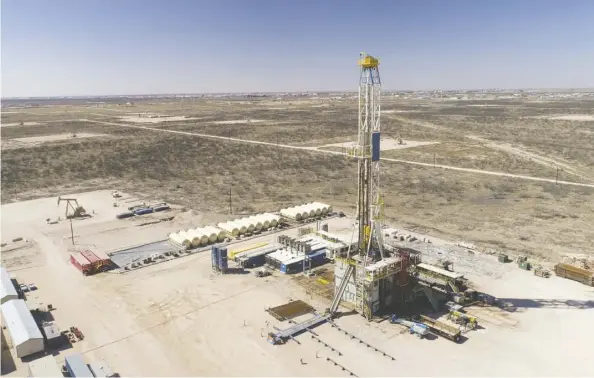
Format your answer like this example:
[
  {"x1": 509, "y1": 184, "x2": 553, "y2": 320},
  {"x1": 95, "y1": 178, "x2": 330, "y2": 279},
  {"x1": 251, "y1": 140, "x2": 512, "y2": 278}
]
[
  {"x1": 329, "y1": 264, "x2": 355, "y2": 314},
  {"x1": 269, "y1": 313, "x2": 330, "y2": 344}
]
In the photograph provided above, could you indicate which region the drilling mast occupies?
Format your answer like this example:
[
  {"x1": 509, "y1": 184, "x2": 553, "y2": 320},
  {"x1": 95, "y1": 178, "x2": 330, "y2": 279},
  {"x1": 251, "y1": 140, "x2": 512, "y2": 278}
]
[{"x1": 329, "y1": 53, "x2": 403, "y2": 321}]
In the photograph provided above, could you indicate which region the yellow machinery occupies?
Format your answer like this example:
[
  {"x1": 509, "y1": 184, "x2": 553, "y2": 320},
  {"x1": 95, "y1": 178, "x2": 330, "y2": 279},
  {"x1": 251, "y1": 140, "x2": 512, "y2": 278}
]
[
  {"x1": 448, "y1": 310, "x2": 478, "y2": 329},
  {"x1": 229, "y1": 242, "x2": 268, "y2": 260}
]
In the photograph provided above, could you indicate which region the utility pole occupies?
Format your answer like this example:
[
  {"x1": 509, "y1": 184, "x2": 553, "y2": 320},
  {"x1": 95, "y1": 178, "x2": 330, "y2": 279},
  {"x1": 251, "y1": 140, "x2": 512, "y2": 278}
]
[
  {"x1": 556, "y1": 166, "x2": 559, "y2": 185},
  {"x1": 69, "y1": 218, "x2": 75, "y2": 245},
  {"x1": 433, "y1": 153, "x2": 436, "y2": 167},
  {"x1": 229, "y1": 188, "x2": 232, "y2": 214}
]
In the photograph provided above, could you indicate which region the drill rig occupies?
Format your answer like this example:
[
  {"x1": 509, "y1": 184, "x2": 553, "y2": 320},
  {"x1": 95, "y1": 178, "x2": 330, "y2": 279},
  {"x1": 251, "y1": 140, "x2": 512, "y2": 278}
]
[{"x1": 329, "y1": 53, "x2": 405, "y2": 321}]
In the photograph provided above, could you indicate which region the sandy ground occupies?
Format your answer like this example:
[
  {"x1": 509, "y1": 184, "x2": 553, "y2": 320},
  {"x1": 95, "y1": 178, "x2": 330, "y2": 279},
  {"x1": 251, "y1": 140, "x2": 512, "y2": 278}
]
[
  {"x1": 1, "y1": 133, "x2": 106, "y2": 150},
  {"x1": 212, "y1": 119, "x2": 266, "y2": 124},
  {"x1": 380, "y1": 110, "x2": 417, "y2": 114},
  {"x1": 1, "y1": 191, "x2": 593, "y2": 377},
  {"x1": 549, "y1": 115, "x2": 594, "y2": 121},
  {"x1": 319, "y1": 139, "x2": 439, "y2": 152},
  {"x1": 0, "y1": 121, "x2": 45, "y2": 127},
  {"x1": 119, "y1": 115, "x2": 199, "y2": 123}
]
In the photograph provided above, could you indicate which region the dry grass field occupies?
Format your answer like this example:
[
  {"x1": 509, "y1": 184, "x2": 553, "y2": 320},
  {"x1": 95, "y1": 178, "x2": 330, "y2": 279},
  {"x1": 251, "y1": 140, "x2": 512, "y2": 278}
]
[{"x1": 2, "y1": 96, "x2": 594, "y2": 261}]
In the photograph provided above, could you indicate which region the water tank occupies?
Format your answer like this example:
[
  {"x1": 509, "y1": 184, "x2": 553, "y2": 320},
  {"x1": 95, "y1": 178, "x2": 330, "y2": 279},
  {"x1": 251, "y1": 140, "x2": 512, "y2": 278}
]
[
  {"x1": 237, "y1": 218, "x2": 255, "y2": 234},
  {"x1": 310, "y1": 202, "x2": 323, "y2": 216},
  {"x1": 193, "y1": 228, "x2": 210, "y2": 245},
  {"x1": 186, "y1": 229, "x2": 204, "y2": 247},
  {"x1": 201, "y1": 226, "x2": 218, "y2": 243},
  {"x1": 258, "y1": 214, "x2": 271, "y2": 230},
  {"x1": 313, "y1": 202, "x2": 329, "y2": 216},
  {"x1": 218, "y1": 222, "x2": 239, "y2": 237},
  {"x1": 231, "y1": 220, "x2": 247, "y2": 235},
  {"x1": 248, "y1": 215, "x2": 263, "y2": 231},
  {"x1": 209, "y1": 226, "x2": 226, "y2": 242}
]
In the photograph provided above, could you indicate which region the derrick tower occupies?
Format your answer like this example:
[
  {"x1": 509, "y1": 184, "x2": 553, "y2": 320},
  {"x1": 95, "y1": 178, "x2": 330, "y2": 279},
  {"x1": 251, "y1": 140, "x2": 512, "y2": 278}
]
[{"x1": 330, "y1": 53, "x2": 404, "y2": 321}]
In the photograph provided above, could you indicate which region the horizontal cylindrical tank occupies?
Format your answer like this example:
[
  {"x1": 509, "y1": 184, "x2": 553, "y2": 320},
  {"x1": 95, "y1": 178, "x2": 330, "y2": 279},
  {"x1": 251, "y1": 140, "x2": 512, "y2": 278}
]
[
  {"x1": 312, "y1": 202, "x2": 330, "y2": 215},
  {"x1": 218, "y1": 222, "x2": 240, "y2": 237},
  {"x1": 208, "y1": 226, "x2": 226, "y2": 242},
  {"x1": 280, "y1": 207, "x2": 302, "y2": 221},
  {"x1": 193, "y1": 228, "x2": 210, "y2": 246},
  {"x1": 231, "y1": 220, "x2": 247, "y2": 235},
  {"x1": 186, "y1": 229, "x2": 204, "y2": 247},
  {"x1": 200, "y1": 227, "x2": 218, "y2": 243},
  {"x1": 256, "y1": 214, "x2": 271, "y2": 230},
  {"x1": 248, "y1": 216, "x2": 263, "y2": 231},
  {"x1": 237, "y1": 218, "x2": 255, "y2": 234}
]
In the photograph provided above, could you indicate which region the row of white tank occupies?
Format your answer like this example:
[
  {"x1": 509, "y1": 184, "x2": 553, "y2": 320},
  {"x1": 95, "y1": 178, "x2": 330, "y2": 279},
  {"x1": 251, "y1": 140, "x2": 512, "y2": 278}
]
[
  {"x1": 279, "y1": 202, "x2": 332, "y2": 221},
  {"x1": 168, "y1": 213, "x2": 282, "y2": 249},
  {"x1": 217, "y1": 213, "x2": 281, "y2": 237}
]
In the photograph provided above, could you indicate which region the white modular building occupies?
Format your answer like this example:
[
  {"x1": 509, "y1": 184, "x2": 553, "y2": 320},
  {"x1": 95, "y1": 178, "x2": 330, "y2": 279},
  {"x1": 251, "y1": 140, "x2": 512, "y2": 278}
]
[
  {"x1": 1, "y1": 299, "x2": 44, "y2": 358},
  {"x1": 27, "y1": 354, "x2": 63, "y2": 377},
  {"x1": 1, "y1": 266, "x2": 18, "y2": 304}
]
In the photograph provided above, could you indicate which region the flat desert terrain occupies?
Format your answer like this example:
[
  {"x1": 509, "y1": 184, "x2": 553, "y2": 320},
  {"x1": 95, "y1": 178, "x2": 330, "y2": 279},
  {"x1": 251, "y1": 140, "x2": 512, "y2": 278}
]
[{"x1": 2, "y1": 94, "x2": 594, "y2": 376}]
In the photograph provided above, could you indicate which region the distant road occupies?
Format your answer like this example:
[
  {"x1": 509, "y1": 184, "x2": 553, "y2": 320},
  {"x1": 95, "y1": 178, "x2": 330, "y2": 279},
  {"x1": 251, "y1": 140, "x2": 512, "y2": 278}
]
[{"x1": 84, "y1": 118, "x2": 594, "y2": 189}]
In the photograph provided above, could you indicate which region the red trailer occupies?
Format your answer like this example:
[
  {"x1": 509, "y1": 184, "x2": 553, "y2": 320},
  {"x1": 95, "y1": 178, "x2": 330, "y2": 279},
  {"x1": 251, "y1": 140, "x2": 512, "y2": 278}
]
[
  {"x1": 70, "y1": 253, "x2": 92, "y2": 275},
  {"x1": 80, "y1": 250, "x2": 112, "y2": 273}
]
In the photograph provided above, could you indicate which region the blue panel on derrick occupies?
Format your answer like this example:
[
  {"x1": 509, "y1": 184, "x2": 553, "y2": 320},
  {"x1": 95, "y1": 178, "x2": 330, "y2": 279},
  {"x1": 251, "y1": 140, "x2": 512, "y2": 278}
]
[{"x1": 372, "y1": 132, "x2": 381, "y2": 161}]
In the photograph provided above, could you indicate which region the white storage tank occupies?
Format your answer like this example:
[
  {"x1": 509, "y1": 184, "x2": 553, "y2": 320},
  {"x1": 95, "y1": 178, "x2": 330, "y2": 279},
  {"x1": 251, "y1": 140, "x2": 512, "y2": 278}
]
[
  {"x1": 231, "y1": 220, "x2": 248, "y2": 235},
  {"x1": 193, "y1": 228, "x2": 210, "y2": 246},
  {"x1": 313, "y1": 202, "x2": 329, "y2": 215},
  {"x1": 258, "y1": 214, "x2": 271, "y2": 230},
  {"x1": 236, "y1": 218, "x2": 255, "y2": 234},
  {"x1": 281, "y1": 206, "x2": 303, "y2": 221},
  {"x1": 210, "y1": 226, "x2": 226, "y2": 242},
  {"x1": 310, "y1": 202, "x2": 323, "y2": 216},
  {"x1": 200, "y1": 226, "x2": 218, "y2": 243},
  {"x1": 269, "y1": 214, "x2": 281, "y2": 228},
  {"x1": 248, "y1": 215, "x2": 263, "y2": 231},
  {"x1": 218, "y1": 222, "x2": 240, "y2": 238},
  {"x1": 186, "y1": 229, "x2": 203, "y2": 247}
]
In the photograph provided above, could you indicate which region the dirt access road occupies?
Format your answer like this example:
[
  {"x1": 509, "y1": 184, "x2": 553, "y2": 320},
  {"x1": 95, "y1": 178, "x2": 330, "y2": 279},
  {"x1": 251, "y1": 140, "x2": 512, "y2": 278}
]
[{"x1": 84, "y1": 117, "x2": 594, "y2": 189}]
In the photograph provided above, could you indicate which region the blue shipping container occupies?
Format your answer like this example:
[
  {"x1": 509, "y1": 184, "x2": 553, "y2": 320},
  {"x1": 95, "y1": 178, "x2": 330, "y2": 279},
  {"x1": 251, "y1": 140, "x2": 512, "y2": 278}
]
[
  {"x1": 211, "y1": 246, "x2": 219, "y2": 270},
  {"x1": 153, "y1": 205, "x2": 171, "y2": 212},
  {"x1": 64, "y1": 353, "x2": 93, "y2": 377},
  {"x1": 372, "y1": 132, "x2": 381, "y2": 162},
  {"x1": 134, "y1": 208, "x2": 154, "y2": 216},
  {"x1": 116, "y1": 211, "x2": 134, "y2": 219},
  {"x1": 218, "y1": 247, "x2": 228, "y2": 270}
]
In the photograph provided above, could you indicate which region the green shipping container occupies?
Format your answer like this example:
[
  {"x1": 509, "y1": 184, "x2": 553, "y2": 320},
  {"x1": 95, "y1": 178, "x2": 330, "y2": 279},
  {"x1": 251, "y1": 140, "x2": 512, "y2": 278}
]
[
  {"x1": 519, "y1": 261, "x2": 531, "y2": 270},
  {"x1": 498, "y1": 254, "x2": 508, "y2": 263}
]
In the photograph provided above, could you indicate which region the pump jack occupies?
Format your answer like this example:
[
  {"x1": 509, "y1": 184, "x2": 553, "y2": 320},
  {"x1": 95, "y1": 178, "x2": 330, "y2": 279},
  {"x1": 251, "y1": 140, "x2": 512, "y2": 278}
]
[{"x1": 57, "y1": 197, "x2": 87, "y2": 219}]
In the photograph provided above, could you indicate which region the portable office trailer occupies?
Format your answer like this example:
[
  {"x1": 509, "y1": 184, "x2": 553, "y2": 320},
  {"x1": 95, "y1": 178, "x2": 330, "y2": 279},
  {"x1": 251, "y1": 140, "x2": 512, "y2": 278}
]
[
  {"x1": 1, "y1": 299, "x2": 44, "y2": 358},
  {"x1": 88, "y1": 360, "x2": 115, "y2": 378},
  {"x1": 64, "y1": 353, "x2": 93, "y2": 377},
  {"x1": 27, "y1": 354, "x2": 63, "y2": 377},
  {"x1": 1, "y1": 266, "x2": 18, "y2": 304}
]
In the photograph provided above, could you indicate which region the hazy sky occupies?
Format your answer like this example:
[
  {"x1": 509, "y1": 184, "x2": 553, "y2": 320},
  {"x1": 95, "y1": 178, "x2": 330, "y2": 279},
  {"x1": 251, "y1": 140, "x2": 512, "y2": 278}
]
[{"x1": 2, "y1": 0, "x2": 594, "y2": 97}]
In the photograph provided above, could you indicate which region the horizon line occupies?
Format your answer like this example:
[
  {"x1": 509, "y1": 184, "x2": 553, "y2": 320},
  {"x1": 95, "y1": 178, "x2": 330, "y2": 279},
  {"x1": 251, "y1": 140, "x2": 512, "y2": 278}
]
[{"x1": 3, "y1": 87, "x2": 594, "y2": 100}]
